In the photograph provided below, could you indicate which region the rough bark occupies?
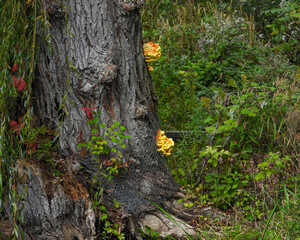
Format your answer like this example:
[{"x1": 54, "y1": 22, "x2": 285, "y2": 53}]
[
  {"x1": 34, "y1": 0, "x2": 158, "y2": 156},
  {"x1": 20, "y1": 0, "x2": 190, "y2": 239},
  {"x1": 18, "y1": 158, "x2": 95, "y2": 240}
]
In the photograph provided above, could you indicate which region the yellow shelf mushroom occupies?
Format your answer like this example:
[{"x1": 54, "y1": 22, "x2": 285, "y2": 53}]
[
  {"x1": 143, "y1": 42, "x2": 161, "y2": 65},
  {"x1": 156, "y1": 129, "x2": 174, "y2": 156}
]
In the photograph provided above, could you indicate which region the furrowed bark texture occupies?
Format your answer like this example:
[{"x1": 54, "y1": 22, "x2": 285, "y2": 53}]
[
  {"x1": 18, "y1": 159, "x2": 95, "y2": 240},
  {"x1": 35, "y1": 0, "x2": 157, "y2": 155},
  {"x1": 27, "y1": 0, "x2": 179, "y2": 238}
]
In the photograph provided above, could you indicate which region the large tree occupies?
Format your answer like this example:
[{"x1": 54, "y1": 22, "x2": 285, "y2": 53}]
[{"x1": 3, "y1": 0, "x2": 197, "y2": 239}]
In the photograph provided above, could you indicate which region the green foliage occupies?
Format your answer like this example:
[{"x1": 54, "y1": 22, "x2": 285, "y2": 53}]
[
  {"x1": 142, "y1": 1, "x2": 299, "y2": 237},
  {"x1": 78, "y1": 110, "x2": 131, "y2": 181},
  {"x1": 263, "y1": 1, "x2": 300, "y2": 64},
  {"x1": 77, "y1": 111, "x2": 130, "y2": 239},
  {"x1": 98, "y1": 203, "x2": 125, "y2": 240},
  {"x1": 169, "y1": 77, "x2": 298, "y2": 189},
  {"x1": 0, "y1": 1, "x2": 39, "y2": 238},
  {"x1": 230, "y1": 0, "x2": 300, "y2": 64},
  {"x1": 205, "y1": 171, "x2": 251, "y2": 209},
  {"x1": 255, "y1": 152, "x2": 291, "y2": 181},
  {"x1": 143, "y1": 1, "x2": 296, "y2": 130},
  {"x1": 140, "y1": 225, "x2": 160, "y2": 240}
]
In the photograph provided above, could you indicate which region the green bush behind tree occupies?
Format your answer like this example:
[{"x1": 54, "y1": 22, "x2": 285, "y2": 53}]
[{"x1": 142, "y1": 1, "x2": 299, "y2": 239}]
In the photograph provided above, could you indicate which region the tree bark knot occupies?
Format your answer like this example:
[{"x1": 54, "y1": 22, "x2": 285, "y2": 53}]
[
  {"x1": 135, "y1": 104, "x2": 148, "y2": 119},
  {"x1": 122, "y1": 0, "x2": 145, "y2": 12}
]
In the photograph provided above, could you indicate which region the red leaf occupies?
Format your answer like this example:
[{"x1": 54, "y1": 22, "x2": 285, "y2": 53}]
[
  {"x1": 86, "y1": 110, "x2": 93, "y2": 120},
  {"x1": 30, "y1": 142, "x2": 37, "y2": 152},
  {"x1": 80, "y1": 148, "x2": 87, "y2": 157},
  {"x1": 17, "y1": 77, "x2": 26, "y2": 91},
  {"x1": 77, "y1": 130, "x2": 84, "y2": 142},
  {"x1": 9, "y1": 120, "x2": 18, "y2": 127},
  {"x1": 9, "y1": 122, "x2": 22, "y2": 134},
  {"x1": 15, "y1": 123, "x2": 22, "y2": 134},
  {"x1": 82, "y1": 107, "x2": 95, "y2": 120},
  {"x1": 12, "y1": 75, "x2": 18, "y2": 88},
  {"x1": 12, "y1": 64, "x2": 17, "y2": 73},
  {"x1": 9, "y1": 119, "x2": 22, "y2": 134},
  {"x1": 12, "y1": 76, "x2": 26, "y2": 91},
  {"x1": 27, "y1": 142, "x2": 37, "y2": 154}
]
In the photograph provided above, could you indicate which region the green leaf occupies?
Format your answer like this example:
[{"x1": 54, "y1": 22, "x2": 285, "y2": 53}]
[
  {"x1": 230, "y1": 105, "x2": 240, "y2": 110},
  {"x1": 110, "y1": 136, "x2": 117, "y2": 142},
  {"x1": 255, "y1": 172, "x2": 265, "y2": 181},
  {"x1": 205, "y1": 126, "x2": 216, "y2": 133},
  {"x1": 177, "y1": 168, "x2": 185, "y2": 176},
  {"x1": 241, "y1": 108, "x2": 256, "y2": 117},
  {"x1": 213, "y1": 160, "x2": 218, "y2": 167},
  {"x1": 232, "y1": 121, "x2": 238, "y2": 128},
  {"x1": 100, "y1": 205, "x2": 106, "y2": 212},
  {"x1": 223, "y1": 119, "x2": 233, "y2": 125},
  {"x1": 219, "y1": 124, "x2": 233, "y2": 131},
  {"x1": 69, "y1": 60, "x2": 80, "y2": 75},
  {"x1": 266, "y1": 171, "x2": 273, "y2": 178},
  {"x1": 101, "y1": 214, "x2": 107, "y2": 221},
  {"x1": 92, "y1": 135, "x2": 98, "y2": 140}
]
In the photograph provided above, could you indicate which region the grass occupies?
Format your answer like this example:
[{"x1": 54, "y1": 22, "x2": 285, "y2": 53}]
[{"x1": 187, "y1": 186, "x2": 299, "y2": 240}]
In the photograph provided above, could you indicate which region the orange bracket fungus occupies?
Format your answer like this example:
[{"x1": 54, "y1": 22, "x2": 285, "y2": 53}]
[
  {"x1": 143, "y1": 42, "x2": 161, "y2": 62},
  {"x1": 143, "y1": 42, "x2": 161, "y2": 71},
  {"x1": 156, "y1": 129, "x2": 174, "y2": 156}
]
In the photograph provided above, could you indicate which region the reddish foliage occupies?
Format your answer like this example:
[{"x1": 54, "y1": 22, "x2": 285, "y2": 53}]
[
  {"x1": 12, "y1": 75, "x2": 26, "y2": 91},
  {"x1": 80, "y1": 148, "x2": 87, "y2": 157},
  {"x1": 77, "y1": 130, "x2": 84, "y2": 142},
  {"x1": 107, "y1": 189, "x2": 115, "y2": 193},
  {"x1": 27, "y1": 142, "x2": 37, "y2": 154},
  {"x1": 9, "y1": 118, "x2": 22, "y2": 134},
  {"x1": 82, "y1": 107, "x2": 95, "y2": 120},
  {"x1": 12, "y1": 64, "x2": 17, "y2": 73}
]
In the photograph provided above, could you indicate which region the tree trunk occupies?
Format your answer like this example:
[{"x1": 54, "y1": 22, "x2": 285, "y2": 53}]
[{"x1": 21, "y1": 0, "x2": 194, "y2": 239}]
